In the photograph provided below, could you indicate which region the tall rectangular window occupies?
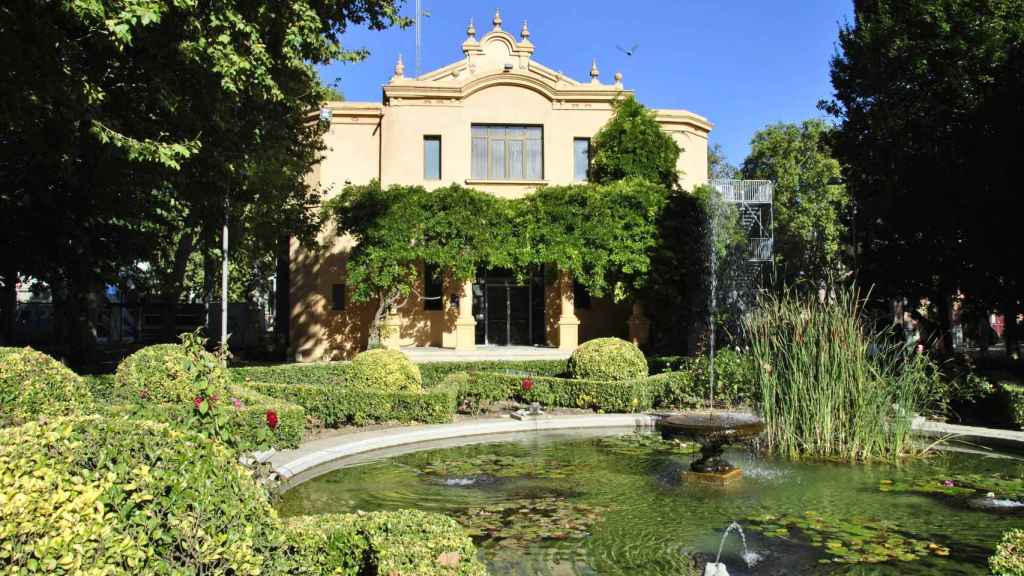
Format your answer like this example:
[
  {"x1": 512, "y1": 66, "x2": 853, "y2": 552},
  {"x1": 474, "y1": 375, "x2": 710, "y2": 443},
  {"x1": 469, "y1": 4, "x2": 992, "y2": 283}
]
[
  {"x1": 423, "y1": 135, "x2": 441, "y2": 180},
  {"x1": 471, "y1": 125, "x2": 543, "y2": 180},
  {"x1": 331, "y1": 283, "x2": 346, "y2": 311},
  {"x1": 574, "y1": 138, "x2": 591, "y2": 182},
  {"x1": 423, "y1": 264, "x2": 443, "y2": 311}
]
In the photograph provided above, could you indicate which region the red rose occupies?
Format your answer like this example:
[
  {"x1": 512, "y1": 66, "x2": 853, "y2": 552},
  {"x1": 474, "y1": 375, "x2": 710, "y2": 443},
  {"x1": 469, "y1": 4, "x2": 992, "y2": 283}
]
[
  {"x1": 193, "y1": 396, "x2": 204, "y2": 409},
  {"x1": 521, "y1": 378, "x2": 534, "y2": 392},
  {"x1": 266, "y1": 410, "x2": 279, "y2": 430}
]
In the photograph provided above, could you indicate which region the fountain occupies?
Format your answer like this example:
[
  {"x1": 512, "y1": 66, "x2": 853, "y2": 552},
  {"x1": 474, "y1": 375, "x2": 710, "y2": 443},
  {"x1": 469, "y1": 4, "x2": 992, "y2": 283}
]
[
  {"x1": 658, "y1": 411, "x2": 763, "y2": 481},
  {"x1": 704, "y1": 522, "x2": 762, "y2": 576},
  {"x1": 658, "y1": 188, "x2": 763, "y2": 483}
]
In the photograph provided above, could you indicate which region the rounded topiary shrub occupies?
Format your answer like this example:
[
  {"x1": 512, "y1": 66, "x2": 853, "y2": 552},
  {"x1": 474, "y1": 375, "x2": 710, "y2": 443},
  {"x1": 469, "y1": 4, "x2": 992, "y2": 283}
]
[
  {"x1": 992, "y1": 529, "x2": 1024, "y2": 576},
  {"x1": 348, "y1": 349, "x2": 422, "y2": 393},
  {"x1": 115, "y1": 339, "x2": 228, "y2": 403},
  {"x1": 0, "y1": 347, "x2": 92, "y2": 427},
  {"x1": 0, "y1": 416, "x2": 285, "y2": 574},
  {"x1": 567, "y1": 337, "x2": 648, "y2": 381}
]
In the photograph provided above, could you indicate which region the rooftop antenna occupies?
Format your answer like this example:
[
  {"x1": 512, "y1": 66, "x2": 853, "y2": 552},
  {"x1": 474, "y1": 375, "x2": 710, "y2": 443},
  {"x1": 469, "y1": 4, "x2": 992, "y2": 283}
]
[{"x1": 415, "y1": 0, "x2": 430, "y2": 76}]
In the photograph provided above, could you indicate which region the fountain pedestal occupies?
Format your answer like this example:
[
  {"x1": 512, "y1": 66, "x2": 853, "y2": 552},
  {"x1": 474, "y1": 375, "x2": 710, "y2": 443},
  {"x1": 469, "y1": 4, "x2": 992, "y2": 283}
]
[{"x1": 657, "y1": 412, "x2": 763, "y2": 484}]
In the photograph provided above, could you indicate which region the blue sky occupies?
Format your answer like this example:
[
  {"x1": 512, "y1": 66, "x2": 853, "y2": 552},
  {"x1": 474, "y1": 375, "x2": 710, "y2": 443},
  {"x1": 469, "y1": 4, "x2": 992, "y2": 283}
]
[{"x1": 318, "y1": 1, "x2": 854, "y2": 167}]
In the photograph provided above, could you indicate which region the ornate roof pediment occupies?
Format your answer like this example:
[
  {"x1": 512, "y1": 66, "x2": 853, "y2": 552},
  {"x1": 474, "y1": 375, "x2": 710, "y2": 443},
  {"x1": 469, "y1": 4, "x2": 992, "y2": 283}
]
[{"x1": 384, "y1": 9, "x2": 630, "y2": 105}]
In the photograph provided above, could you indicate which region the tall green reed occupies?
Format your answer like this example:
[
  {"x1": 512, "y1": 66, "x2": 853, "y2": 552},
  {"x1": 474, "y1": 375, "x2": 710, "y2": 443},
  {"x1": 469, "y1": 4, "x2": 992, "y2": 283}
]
[{"x1": 745, "y1": 286, "x2": 932, "y2": 462}]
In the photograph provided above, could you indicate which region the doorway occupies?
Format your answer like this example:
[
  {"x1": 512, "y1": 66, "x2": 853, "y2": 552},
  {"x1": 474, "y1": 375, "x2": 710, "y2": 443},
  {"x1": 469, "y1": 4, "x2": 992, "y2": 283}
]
[{"x1": 473, "y1": 270, "x2": 545, "y2": 346}]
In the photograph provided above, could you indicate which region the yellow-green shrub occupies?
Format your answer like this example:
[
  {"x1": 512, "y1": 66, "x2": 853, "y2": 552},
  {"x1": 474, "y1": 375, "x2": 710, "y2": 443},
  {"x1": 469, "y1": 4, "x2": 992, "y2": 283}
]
[
  {"x1": 0, "y1": 347, "x2": 92, "y2": 427},
  {"x1": 567, "y1": 337, "x2": 648, "y2": 381},
  {"x1": 993, "y1": 529, "x2": 1024, "y2": 576},
  {"x1": 115, "y1": 334, "x2": 228, "y2": 403},
  {"x1": 348, "y1": 349, "x2": 422, "y2": 393},
  {"x1": 0, "y1": 416, "x2": 285, "y2": 575},
  {"x1": 284, "y1": 510, "x2": 486, "y2": 576}
]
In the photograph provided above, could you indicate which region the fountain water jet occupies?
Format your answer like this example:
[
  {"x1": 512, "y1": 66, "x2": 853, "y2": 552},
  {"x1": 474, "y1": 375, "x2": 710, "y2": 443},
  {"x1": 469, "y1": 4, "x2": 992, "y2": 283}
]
[
  {"x1": 658, "y1": 189, "x2": 763, "y2": 483},
  {"x1": 704, "y1": 522, "x2": 762, "y2": 576}
]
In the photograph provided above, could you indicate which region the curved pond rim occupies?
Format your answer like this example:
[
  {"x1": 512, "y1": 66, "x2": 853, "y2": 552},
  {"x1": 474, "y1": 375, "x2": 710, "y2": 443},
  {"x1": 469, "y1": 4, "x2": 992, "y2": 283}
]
[
  {"x1": 271, "y1": 412, "x2": 1024, "y2": 492},
  {"x1": 273, "y1": 413, "x2": 659, "y2": 491}
]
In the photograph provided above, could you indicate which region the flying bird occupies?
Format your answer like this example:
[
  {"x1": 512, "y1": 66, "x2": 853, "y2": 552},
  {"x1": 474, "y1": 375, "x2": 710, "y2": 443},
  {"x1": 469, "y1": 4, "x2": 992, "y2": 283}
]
[{"x1": 616, "y1": 43, "x2": 640, "y2": 56}]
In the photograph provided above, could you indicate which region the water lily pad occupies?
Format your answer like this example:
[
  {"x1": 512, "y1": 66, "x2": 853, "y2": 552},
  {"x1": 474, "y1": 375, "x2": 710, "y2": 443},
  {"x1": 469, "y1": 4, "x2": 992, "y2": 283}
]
[
  {"x1": 597, "y1": 432, "x2": 700, "y2": 456},
  {"x1": 453, "y1": 497, "x2": 609, "y2": 548},
  {"x1": 745, "y1": 510, "x2": 949, "y2": 565}
]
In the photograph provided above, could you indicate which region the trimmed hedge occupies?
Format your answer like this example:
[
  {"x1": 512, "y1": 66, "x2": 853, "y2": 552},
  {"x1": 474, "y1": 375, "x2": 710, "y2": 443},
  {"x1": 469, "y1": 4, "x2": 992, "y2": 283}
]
[
  {"x1": 452, "y1": 371, "x2": 656, "y2": 413},
  {"x1": 0, "y1": 347, "x2": 93, "y2": 427},
  {"x1": 418, "y1": 359, "x2": 567, "y2": 387},
  {"x1": 992, "y1": 529, "x2": 1024, "y2": 576},
  {"x1": 115, "y1": 340, "x2": 229, "y2": 403},
  {"x1": 349, "y1": 349, "x2": 422, "y2": 393},
  {"x1": 0, "y1": 416, "x2": 285, "y2": 574},
  {"x1": 567, "y1": 337, "x2": 648, "y2": 381},
  {"x1": 1004, "y1": 383, "x2": 1024, "y2": 430},
  {"x1": 88, "y1": 381, "x2": 305, "y2": 452},
  {"x1": 231, "y1": 362, "x2": 350, "y2": 387},
  {"x1": 229, "y1": 359, "x2": 568, "y2": 389},
  {"x1": 284, "y1": 511, "x2": 486, "y2": 576},
  {"x1": 246, "y1": 380, "x2": 457, "y2": 427}
]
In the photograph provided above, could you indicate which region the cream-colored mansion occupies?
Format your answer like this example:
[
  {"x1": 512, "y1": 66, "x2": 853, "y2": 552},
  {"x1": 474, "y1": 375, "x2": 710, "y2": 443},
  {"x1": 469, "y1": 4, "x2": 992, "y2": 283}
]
[{"x1": 290, "y1": 11, "x2": 711, "y2": 361}]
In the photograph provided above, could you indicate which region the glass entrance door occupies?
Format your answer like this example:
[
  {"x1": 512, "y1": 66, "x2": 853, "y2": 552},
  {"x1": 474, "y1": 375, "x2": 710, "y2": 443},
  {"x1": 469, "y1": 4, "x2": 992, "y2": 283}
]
[{"x1": 474, "y1": 270, "x2": 544, "y2": 346}]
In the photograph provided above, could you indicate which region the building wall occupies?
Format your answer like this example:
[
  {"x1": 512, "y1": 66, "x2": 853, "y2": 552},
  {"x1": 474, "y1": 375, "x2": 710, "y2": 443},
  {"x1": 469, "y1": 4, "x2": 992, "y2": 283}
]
[{"x1": 289, "y1": 21, "x2": 712, "y2": 360}]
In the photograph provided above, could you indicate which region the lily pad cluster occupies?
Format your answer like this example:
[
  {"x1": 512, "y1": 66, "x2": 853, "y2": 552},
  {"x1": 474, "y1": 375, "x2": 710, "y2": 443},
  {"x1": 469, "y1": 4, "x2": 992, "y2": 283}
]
[
  {"x1": 746, "y1": 511, "x2": 950, "y2": 565},
  {"x1": 879, "y1": 472, "x2": 1024, "y2": 503},
  {"x1": 416, "y1": 453, "x2": 582, "y2": 479},
  {"x1": 596, "y1": 432, "x2": 701, "y2": 456},
  {"x1": 453, "y1": 497, "x2": 608, "y2": 549}
]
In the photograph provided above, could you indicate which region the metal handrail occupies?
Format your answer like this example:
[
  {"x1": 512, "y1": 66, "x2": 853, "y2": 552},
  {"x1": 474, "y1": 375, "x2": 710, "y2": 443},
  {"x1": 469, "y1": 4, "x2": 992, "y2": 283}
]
[{"x1": 709, "y1": 179, "x2": 774, "y2": 203}]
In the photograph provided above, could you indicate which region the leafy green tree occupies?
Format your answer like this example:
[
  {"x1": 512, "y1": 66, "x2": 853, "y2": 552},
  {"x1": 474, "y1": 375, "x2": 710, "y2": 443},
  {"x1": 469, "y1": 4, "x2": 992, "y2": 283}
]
[
  {"x1": 0, "y1": 0, "x2": 405, "y2": 362},
  {"x1": 590, "y1": 97, "x2": 681, "y2": 190},
  {"x1": 708, "y1": 142, "x2": 739, "y2": 180},
  {"x1": 823, "y1": 0, "x2": 1024, "y2": 355},
  {"x1": 741, "y1": 120, "x2": 848, "y2": 288}
]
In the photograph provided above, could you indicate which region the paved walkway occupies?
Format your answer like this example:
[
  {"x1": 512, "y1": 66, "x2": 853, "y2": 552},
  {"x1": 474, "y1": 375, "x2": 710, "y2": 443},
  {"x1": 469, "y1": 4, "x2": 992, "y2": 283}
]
[{"x1": 400, "y1": 345, "x2": 571, "y2": 363}]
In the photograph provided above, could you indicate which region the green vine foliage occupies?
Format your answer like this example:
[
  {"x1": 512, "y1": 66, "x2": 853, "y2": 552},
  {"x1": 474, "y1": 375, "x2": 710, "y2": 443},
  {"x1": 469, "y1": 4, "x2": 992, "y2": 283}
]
[
  {"x1": 589, "y1": 96, "x2": 682, "y2": 190},
  {"x1": 325, "y1": 178, "x2": 668, "y2": 310}
]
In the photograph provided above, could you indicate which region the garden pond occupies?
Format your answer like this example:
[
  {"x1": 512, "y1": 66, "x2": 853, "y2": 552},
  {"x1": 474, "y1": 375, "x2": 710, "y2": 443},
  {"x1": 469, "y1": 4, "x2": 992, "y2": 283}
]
[{"x1": 276, "y1": 429, "x2": 1024, "y2": 575}]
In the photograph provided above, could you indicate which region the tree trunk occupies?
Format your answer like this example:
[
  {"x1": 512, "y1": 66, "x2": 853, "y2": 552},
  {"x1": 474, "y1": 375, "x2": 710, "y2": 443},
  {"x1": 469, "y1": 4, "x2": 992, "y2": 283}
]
[
  {"x1": 935, "y1": 288, "x2": 954, "y2": 357},
  {"x1": 0, "y1": 268, "x2": 15, "y2": 345},
  {"x1": 1004, "y1": 297, "x2": 1020, "y2": 361},
  {"x1": 274, "y1": 235, "x2": 290, "y2": 340},
  {"x1": 161, "y1": 232, "x2": 195, "y2": 341}
]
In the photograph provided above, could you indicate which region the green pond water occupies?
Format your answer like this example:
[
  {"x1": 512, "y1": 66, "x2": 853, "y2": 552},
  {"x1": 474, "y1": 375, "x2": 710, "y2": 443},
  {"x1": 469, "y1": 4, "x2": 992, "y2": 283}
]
[{"x1": 276, "y1": 429, "x2": 1024, "y2": 575}]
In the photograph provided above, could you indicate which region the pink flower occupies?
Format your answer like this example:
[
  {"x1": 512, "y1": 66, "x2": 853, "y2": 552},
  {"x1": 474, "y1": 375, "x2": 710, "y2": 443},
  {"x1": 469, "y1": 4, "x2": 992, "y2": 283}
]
[
  {"x1": 916, "y1": 344, "x2": 925, "y2": 354},
  {"x1": 266, "y1": 410, "x2": 279, "y2": 430},
  {"x1": 942, "y1": 480, "x2": 955, "y2": 488},
  {"x1": 193, "y1": 396, "x2": 204, "y2": 409},
  {"x1": 521, "y1": 378, "x2": 534, "y2": 392},
  {"x1": 231, "y1": 397, "x2": 243, "y2": 410}
]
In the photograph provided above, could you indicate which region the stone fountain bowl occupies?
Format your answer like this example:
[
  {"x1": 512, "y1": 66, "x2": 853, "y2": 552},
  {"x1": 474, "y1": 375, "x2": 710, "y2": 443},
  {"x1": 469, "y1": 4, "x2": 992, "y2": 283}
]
[{"x1": 657, "y1": 411, "x2": 764, "y2": 444}]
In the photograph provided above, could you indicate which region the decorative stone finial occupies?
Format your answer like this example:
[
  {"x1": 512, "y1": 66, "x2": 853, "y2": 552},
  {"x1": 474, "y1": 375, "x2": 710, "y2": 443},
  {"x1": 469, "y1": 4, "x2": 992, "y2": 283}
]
[
  {"x1": 614, "y1": 71, "x2": 623, "y2": 87},
  {"x1": 467, "y1": 17, "x2": 476, "y2": 38},
  {"x1": 521, "y1": 20, "x2": 530, "y2": 39},
  {"x1": 590, "y1": 59, "x2": 600, "y2": 83},
  {"x1": 394, "y1": 53, "x2": 405, "y2": 78},
  {"x1": 493, "y1": 8, "x2": 502, "y2": 30}
]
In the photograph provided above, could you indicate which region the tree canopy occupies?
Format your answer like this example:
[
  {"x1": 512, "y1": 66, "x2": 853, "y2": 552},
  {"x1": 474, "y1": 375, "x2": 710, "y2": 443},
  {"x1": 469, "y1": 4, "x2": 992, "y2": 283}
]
[
  {"x1": 741, "y1": 120, "x2": 848, "y2": 288},
  {"x1": 823, "y1": 0, "x2": 1024, "y2": 351},
  {"x1": 590, "y1": 96, "x2": 681, "y2": 190},
  {"x1": 0, "y1": 0, "x2": 405, "y2": 359}
]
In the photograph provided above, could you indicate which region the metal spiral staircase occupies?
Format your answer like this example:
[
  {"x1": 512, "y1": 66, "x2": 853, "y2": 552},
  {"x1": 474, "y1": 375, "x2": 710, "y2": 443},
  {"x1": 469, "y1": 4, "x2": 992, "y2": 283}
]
[{"x1": 709, "y1": 179, "x2": 775, "y2": 291}]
